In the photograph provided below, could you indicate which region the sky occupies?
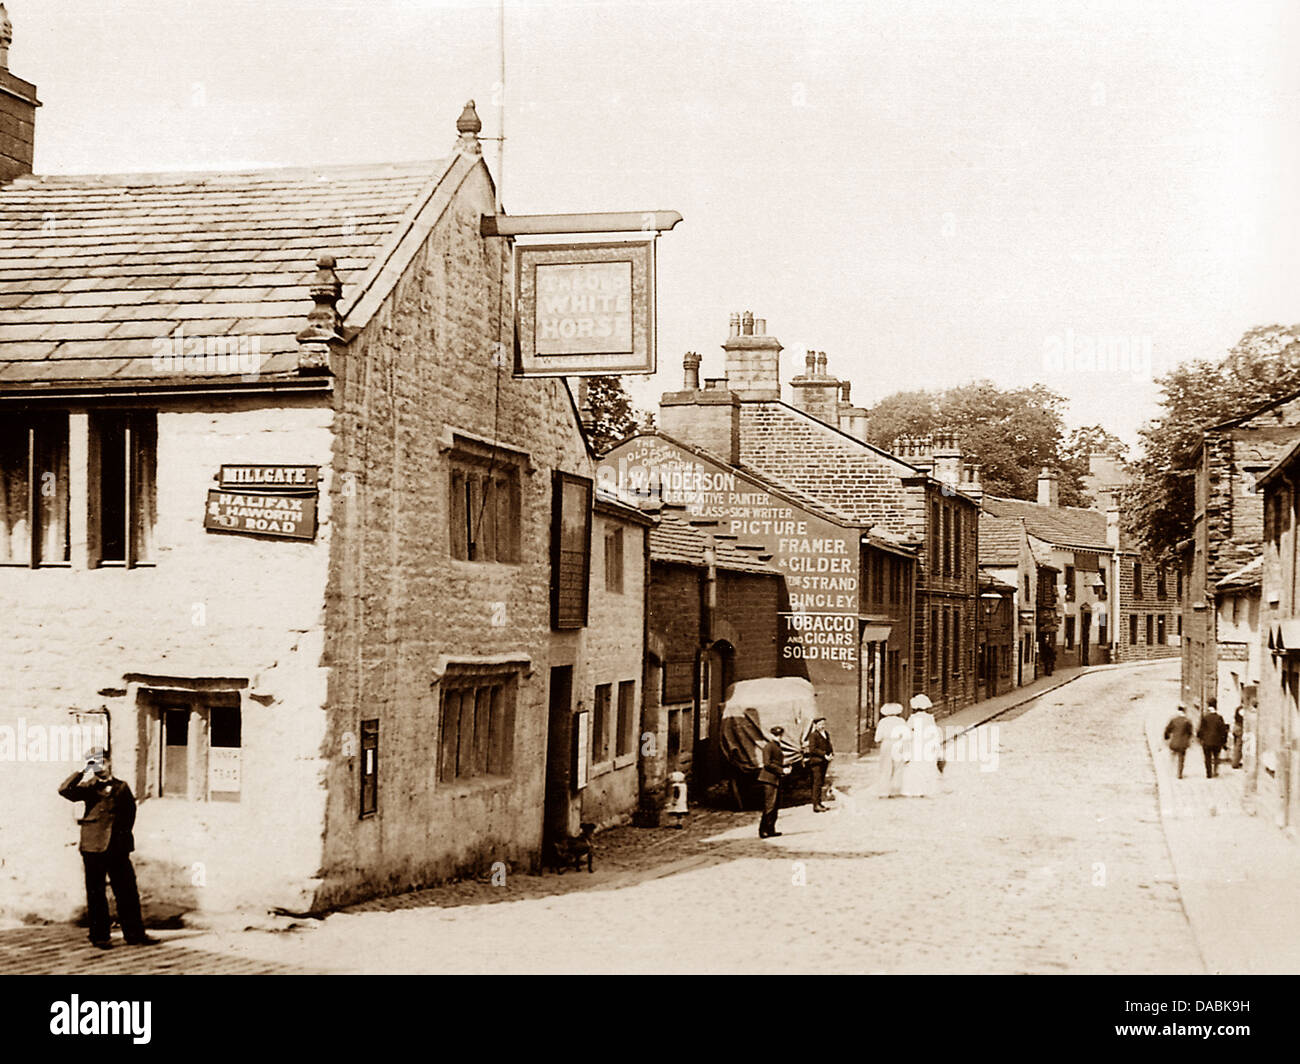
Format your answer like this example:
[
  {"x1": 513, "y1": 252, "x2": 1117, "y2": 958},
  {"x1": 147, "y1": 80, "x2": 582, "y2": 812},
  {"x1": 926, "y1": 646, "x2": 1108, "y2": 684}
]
[{"x1": 8, "y1": 0, "x2": 1300, "y2": 447}]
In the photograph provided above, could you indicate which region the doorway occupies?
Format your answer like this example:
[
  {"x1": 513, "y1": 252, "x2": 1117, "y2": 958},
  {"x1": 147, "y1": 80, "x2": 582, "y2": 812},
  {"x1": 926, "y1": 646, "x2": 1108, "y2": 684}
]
[{"x1": 543, "y1": 665, "x2": 574, "y2": 850}]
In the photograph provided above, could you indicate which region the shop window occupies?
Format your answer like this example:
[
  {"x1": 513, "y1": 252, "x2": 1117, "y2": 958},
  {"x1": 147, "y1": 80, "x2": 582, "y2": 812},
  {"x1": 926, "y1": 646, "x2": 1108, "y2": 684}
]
[
  {"x1": 148, "y1": 696, "x2": 241, "y2": 802},
  {"x1": 438, "y1": 665, "x2": 517, "y2": 783},
  {"x1": 448, "y1": 451, "x2": 521, "y2": 563},
  {"x1": 551, "y1": 472, "x2": 592, "y2": 629},
  {"x1": 592, "y1": 683, "x2": 612, "y2": 765},
  {"x1": 360, "y1": 719, "x2": 378, "y2": 817},
  {"x1": 616, "y1": 680, "x2": 636, "y2": 759},
  {"x1": 604, "y1": 526, "x2": 624, "y2": 594},
  {"x1": 92, "y1": 411, "x2": 156, "y2": 567},
  {"x1": 0, "y1": 413, "x2": 69, "y2": 567}
]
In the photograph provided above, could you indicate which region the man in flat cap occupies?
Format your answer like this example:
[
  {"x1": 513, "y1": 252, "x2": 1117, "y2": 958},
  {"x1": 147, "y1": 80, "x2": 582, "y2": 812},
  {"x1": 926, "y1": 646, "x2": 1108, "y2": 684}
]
[{"x1": 58, "y1": 748, "x2": 158, "y2": 949}]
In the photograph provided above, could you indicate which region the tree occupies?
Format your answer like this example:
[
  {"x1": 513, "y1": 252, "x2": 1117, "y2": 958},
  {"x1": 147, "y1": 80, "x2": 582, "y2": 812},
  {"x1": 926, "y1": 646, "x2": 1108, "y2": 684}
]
[
  {"x1": 1123, "y1": 323, "x2": 1300, "y2": 561},
  {"x1": 864, "y1": 380, "x2": 1088, "y2": 503},
  {"x1": 580, "y1": 375, "x2": 642, "y2": 454}
]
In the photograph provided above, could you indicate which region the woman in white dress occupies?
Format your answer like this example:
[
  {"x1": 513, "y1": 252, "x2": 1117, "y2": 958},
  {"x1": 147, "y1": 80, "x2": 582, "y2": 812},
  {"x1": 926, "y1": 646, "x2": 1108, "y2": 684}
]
[
  {"x1": 901, "y1": 693, "x2": 942, "y2": 797},
  {"x1": 872, "y1": 703, "x2": 910, "y2": 798}
]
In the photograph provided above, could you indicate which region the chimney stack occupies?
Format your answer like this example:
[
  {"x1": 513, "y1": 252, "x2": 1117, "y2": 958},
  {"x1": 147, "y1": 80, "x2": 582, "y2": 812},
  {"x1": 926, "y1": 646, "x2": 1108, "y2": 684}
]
[
  {"x1": 932, "y1": 429, "x2": 963, "y2": 488},
  {"x1": 721, "y1": 310, "x2": 783, "y2": 400},
  {"x1": 790, "y1": 349, "x2": 846, "y2": 426},
  {"x1": 0, "y1": 5, "x2": 40, "y2": 185},
  {"x1": 1106, "y1": 501, "x2": 1121, "y2": 549},
  {"x1": 1037, "y1": 468, "x2": 1060, "y2": 508}
]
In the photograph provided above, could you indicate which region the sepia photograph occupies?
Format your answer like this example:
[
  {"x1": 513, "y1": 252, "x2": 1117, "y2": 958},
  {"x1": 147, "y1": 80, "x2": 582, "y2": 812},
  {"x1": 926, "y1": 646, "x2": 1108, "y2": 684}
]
[{"x1": 0, "y1": 0, "x2": 1296, "y2": 1044}]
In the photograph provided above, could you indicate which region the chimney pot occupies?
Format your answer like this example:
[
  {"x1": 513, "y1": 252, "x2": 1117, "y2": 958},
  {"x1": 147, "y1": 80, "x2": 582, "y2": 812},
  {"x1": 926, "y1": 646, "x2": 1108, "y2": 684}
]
[
  {"x1": 741, "y1": 311, "x2": 754, "y2": 336},
  {"x1": 840, "y1": 380, "x2": 851, "y2": 402},
  {"x1": 805, "y1": 350, "x2": 816, "y2": 374},
  {"x1": 729, "y1": 312, "x2": 740, "y2": 338},
  {"x1": 754, "y1": 318, "x2": 766, "y2": 335},
  {"x1": 816, "y1": 351, "x2": 827, "y2": 376},
  {"x1": 682, "y1": 351, "x2": 701, "y2": 390}
]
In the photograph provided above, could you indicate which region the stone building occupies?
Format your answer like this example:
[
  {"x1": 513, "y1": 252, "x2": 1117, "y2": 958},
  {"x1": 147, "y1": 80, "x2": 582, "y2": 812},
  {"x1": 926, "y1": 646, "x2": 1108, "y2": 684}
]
[
  {"x1": 1213, "y1": 557, "x2": 1262, "y2": 793},
  {"x1": 1256, "y1": 440, "x2": 1300, "y2": 834},
  {"x1": 976, "y1": 573, "x2": 1017, "y2": 699},
  {"x1": 0, "y1": 44, "x2": 647, "y2": 921},
  {"x1": 602, "y1": 426, "x2": 917, "y2": 759},
  {"x1": 608, "y1": 313, "x2": 982, "y2": 732},
  {"x1": 1178, "y1": 391, "x2": 1300, "y2": 720},
  {"x1": 978, "y1": 512, "x2": 1041, "y2": 688},
  {"x1": 638, "y1": 505, "x2": 782, "y2": 795},
  {"x1": 984, "y1": 471, "x2": 1181, "y2": 669}
]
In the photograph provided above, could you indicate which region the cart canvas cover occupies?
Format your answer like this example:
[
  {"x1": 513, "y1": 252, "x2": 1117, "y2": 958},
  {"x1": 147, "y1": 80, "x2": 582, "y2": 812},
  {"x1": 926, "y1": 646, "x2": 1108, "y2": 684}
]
[{"x1": 719, "y1": 677, "x2": 817, "y2": 773}]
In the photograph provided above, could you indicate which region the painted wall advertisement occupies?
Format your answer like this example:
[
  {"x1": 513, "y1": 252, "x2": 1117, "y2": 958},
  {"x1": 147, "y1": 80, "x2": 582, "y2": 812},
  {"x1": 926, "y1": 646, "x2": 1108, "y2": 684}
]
[{"x1": 603, "y1": 437, "x2": 860, "y2": 674}]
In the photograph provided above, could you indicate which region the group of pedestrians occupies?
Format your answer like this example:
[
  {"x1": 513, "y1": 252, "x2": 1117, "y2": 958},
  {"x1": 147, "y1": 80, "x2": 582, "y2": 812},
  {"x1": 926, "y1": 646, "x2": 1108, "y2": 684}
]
[
  {"x1": 871, "y1": 693, "x2": 946, "y2": 798},
  {"x1": 1163, "y1": 699, "x2": 1238, "y2": 779}
]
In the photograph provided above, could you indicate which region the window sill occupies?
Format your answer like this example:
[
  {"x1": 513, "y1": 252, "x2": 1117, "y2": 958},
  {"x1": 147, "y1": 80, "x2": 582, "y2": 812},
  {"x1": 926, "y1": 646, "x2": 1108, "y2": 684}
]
[
  {"x1": 589, "y1": 759, "x2": 613, "y2": 779},
  {"x1": 437, "y1": 773, "x2": 513, "y2": 797},
  {"x1": 95, "y1": 561, "x2": 157, "y2": 569},
  {"x1": 613, "y1": 752, "x2": 637, "y2": 770}
]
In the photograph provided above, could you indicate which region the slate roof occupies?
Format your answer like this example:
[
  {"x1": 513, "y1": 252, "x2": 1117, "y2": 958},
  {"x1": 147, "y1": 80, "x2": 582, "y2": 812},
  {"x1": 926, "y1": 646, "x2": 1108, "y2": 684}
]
[
  {"x1": 649, "y1": 508, "x2": 780, "y2": 575},
  {"x1": 981, "y1": 495, "x2": 1136, "y2": 553},
  {"x1": 978, "y1": 513, "x2": 1027, "y2": 567},
  {"x1": 0, "y1": 159, "x2": 452, "y2": 389},
  {"x1": 1216, "y1": 555, "x2": 1262, "y2": 594},
  {"x1": 735, "y1": 400, "x2": 941, "y2": 537}
]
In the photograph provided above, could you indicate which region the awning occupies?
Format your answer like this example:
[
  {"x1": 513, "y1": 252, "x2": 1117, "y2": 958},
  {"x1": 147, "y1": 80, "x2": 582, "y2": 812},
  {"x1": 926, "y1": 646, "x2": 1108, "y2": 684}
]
[{"x1": 860, "y1": 624, "x2": 893, "y2": 643}]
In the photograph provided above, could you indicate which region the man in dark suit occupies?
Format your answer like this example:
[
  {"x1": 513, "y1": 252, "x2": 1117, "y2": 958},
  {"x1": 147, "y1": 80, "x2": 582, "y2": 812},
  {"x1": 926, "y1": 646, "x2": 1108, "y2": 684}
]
[
  {"x1": 1163, "y1": 705, "x2": 1194, "y2": 778},
  {"x1": 804, "y1": 717, "x2": 834, "y2": 812},
  {"x1": 1197, "y1": 700, "x2": 1229, "y2": 779},
  {"x1": 58, "y1": 748, "x2": 158, "y2": 949},
  {"x1": 757, "y1": 726, "x2": 790, "y2": 838}
]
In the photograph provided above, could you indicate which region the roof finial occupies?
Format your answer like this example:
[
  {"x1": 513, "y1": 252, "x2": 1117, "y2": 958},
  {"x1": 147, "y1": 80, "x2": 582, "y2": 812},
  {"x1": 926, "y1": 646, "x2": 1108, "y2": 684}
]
[
  {"x1": 0, "y1": 5, "x2": 13, "y2": 70},
  {"x1": 456, "y1": 100, "x2": 483, "y2": 155},
  {"x1": 295, "y1": 254, "x2": 343, "y2": 373}
]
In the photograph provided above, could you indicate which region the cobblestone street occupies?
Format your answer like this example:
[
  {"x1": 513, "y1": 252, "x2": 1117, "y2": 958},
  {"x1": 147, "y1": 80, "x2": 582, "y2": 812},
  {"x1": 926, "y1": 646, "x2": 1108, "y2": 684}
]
[{"x1": 3, "y1": 661, "x2": 1230, "y2": 975}]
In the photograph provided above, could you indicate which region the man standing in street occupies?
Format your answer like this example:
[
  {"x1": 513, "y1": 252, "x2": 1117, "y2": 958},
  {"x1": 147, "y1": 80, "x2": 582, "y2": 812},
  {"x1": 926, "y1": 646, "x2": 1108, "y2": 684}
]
[
  {"x1": 757, "y1": 726, "x2": 790, "y2": 838},
  {"x1": 1197, "y1": 700, "x2": 1229, "y2": 779},
  {"x1": 804, "y1": 717, "x2": 834, "y2": 812},
  {"x1": 1163, "y1": 705, "x2": 1193, "y2": 779},
  {"x1": 58, "y1": 748, "x2": 159, "y2": 949}
]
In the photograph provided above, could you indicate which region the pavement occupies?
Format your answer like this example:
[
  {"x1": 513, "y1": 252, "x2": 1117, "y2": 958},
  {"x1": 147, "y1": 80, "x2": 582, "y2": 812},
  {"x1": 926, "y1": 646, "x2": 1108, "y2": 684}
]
[
  {"x1": 2, "y1": 657, "x2": 1288, "y2": 974},
  {"x1": 1144, "y1": 698, "x2": 1300, "y2": 974}
]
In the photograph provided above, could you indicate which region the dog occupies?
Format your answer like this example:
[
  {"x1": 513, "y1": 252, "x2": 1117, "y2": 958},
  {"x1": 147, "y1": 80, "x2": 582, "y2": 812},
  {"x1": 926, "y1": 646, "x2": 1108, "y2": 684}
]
[{"x1": 548, "y1": 822, "x2": 596, "y2": 874}]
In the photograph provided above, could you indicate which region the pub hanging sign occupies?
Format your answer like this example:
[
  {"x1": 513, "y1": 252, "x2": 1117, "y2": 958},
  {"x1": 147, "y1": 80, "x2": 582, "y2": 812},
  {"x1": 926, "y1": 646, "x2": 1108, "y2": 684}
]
[
  {"x1": 205, "y1": 465, "x2": 319, "y2": 541},
  {"x1": 515, "y1": 241, "x2": 656, "y2": 377}
]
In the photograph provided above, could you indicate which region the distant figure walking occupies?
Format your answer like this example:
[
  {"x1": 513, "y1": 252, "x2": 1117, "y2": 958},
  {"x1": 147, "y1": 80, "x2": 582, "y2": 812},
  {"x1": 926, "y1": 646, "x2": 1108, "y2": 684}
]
[
  {"x1": 1040, "y1": 638, "x2": 1056, "y2": 677},
  {"x1": 1163, "y1": 705, "x2": 1193, "y2": 778},
  {"x1": 757, "y1": 726, "x2": 790, "y2": 838},
  {"x1": 872, "y1": 704, "x2": 909, "y2": 798},
  {"x1": 1197, "y1": 700, "x2": 1228, "y2": 779},
  {"x1": 804, "y1": 717, "x2": 834, "y2": 812},
  {"x1": 902, "y1": 694, "x2": 942, "y2": 797},
  {"x1": 1232, "y1": 706, "x2": 1244, "y2": 769},
  {"x1": 58, "y1": 748, "x2": 158, "y2": 949}
]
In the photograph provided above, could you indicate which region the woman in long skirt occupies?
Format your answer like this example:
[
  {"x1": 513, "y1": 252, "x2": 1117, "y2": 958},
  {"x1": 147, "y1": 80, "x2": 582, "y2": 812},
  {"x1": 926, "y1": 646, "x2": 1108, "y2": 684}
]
[
  {"x1": 872, "y1": 703, "x2": 909, "y2": 798},
  {"x1": 902, "y1": 693, "x2": 942, "y2": 797}
]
